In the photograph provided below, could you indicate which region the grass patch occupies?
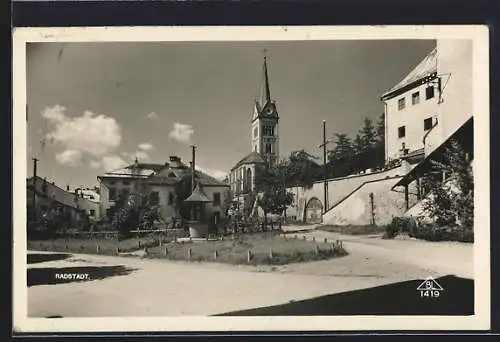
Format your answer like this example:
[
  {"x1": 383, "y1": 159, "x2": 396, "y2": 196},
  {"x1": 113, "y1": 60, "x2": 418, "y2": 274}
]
[
  {"x1": 317, "y1": 225, "x2": 386, "y2": 236},
  {"x1": 27, "y1": 236, "x2": 159, "y2": 255},
  {"x1": 28, "y1": 232, "x2": 348, "y2": 265},
  {"x1": 146, "y1": 233, "x2": 347, "y2": 265}
]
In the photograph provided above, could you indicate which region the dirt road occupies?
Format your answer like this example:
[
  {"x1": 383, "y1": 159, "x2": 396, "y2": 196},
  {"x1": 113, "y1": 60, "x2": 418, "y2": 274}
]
[{"x1": 27, "y1": 226, "x2": 473, "y2": 317}]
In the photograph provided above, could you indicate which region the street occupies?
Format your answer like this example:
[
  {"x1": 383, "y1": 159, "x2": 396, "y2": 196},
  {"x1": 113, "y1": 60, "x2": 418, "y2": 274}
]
[{"x1": 27, "y1": 226, "x2": 473, "y2": 317}]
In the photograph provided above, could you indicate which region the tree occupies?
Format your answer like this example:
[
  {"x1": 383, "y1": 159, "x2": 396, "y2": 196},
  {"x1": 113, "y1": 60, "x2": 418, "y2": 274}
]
[
  {"x1": 421, "y1": 139, "x2": 473, "y2": 230},
  {"x1": 352, "y1": 133, "x2": 365, "y2": 173},
  {"x1": 254, "y1": 160, "x2": 295, "y2": 224},
  {"x1": 374, "y1": 113, "x2": 386, "y2": 169},
  {"x1": 174, "y1": 174, "x2": 194, "y2": 220},
  {"x1": 286, "y1": 149, "x2": 320, "y2": 189},
  {"x1": 327, "y1": 133, "x2": 354, "y2": 178}
]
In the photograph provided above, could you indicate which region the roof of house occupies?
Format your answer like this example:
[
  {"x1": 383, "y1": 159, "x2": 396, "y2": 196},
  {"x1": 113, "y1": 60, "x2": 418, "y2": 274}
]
[
  {"x1": 231, "y1": 151, "x2": 266, "y2": 171},
  {"x1": 146, "y1": 168, "x2": 228, "y2": 187},
  {"x1": 382, "y1": 47, "x2": 437, "y2": 99},
  {"x1": 27, "y1": 177, "x2": 94, "y2": 210}
]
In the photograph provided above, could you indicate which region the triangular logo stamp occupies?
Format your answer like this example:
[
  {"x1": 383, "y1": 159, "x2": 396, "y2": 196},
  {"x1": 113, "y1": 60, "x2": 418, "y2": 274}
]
[{"x1": 417, "y1": 276, "x2": 444, "y2": 291}]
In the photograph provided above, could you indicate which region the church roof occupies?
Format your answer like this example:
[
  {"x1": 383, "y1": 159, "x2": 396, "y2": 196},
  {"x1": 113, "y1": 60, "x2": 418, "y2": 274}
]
[
  {"x1": 145, "y1": 168, "x2": 228, "y2": 187},
  {"x1": 382, "y1": 47, "x2": 437, "y2": 100},
  {"x1": 231, "y1": 151, "x2": 266, "y2": 171}
]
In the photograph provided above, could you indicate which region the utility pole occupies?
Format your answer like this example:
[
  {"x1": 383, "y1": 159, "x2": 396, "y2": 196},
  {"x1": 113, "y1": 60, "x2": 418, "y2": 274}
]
[
  {"x1": 321, "y1": 121, "x2": 328, "y2": 214},
  {"x1": 190, "y1": 145, "x2": 197, "y2": 191},
  {"x1": 32, "y1": 157, "x2": 39, "y2": 221}
]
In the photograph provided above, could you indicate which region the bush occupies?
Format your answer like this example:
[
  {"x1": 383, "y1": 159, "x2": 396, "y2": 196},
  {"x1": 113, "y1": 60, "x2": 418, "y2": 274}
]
[
  {"x1": 383, "y1": 216, "x2": 411, "y2": 239},
  {"x1": 410, "y1": 225, "x2": 473, "y2": 243}
]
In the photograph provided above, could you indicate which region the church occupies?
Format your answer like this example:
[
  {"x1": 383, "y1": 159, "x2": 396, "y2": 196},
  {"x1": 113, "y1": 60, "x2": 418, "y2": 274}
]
[{"x1": 227, "y1": 54, "x2": 280, "y2": 215}]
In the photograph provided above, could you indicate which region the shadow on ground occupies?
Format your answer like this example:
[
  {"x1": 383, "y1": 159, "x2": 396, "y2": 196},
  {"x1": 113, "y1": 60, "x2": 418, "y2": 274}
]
[
  {"x1": 27, "y1": 265, "x2": 138, "y2": 287},
  {"x1": 27, "y1": 253, "x2": 72, "y2": 264},
  {"x1": 215, "y1": 276, "x2": 473, "y2": 316}
]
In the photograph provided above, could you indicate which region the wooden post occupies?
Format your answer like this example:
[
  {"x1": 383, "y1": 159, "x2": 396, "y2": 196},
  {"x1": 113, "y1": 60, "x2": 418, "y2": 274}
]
[
  {"x1": 96, "y1": 245, "x2": 100, "y2": 254},
  {"x1": 187, "y1": 248, "x2": 192, "y2": 260},
  {"x1": 324, "y1": 237, "x2": 327, "y2": 244},
  {"x1": 269, "y1": 248, "x2": 273, "y2": 259},
  {"x1": 214, "y1": 250, "x2": 218, "y2": 260},
  {"x1": 315, "y1": 245, "x2": 320, "y2": 255},
  {"x1": 138, "y1": 240, "x2": 141, "y2": 248},
  {"x1": 116, "y1": 247, "x2": 120, "y2": 255},
  {"x1": 247, "y1": 249, "x2": 252, "y2": 263},
  {"x1": 162, "y1": 246, "x2": 168, "y2": 256}
]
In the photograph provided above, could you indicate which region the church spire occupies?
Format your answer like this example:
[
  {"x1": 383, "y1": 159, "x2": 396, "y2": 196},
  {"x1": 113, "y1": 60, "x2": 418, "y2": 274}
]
[{"x1": 260, "y1": 50, "x2": 271, "y2": 106}]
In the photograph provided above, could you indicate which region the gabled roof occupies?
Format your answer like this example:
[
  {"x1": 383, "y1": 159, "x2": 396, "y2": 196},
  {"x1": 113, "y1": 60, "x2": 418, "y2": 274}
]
[
  {"x1": 144, "y1": 167, "x2": 229, "y2": 187},
  {"x1": 27, "y1": 176, "x2": 94, "y2": 210},
  {"x1": 382, "y1": 47, "x2": 437, "y2": 100},
  {"x1": 231, "y1": 151, "x2": 266, "y2": 171}
]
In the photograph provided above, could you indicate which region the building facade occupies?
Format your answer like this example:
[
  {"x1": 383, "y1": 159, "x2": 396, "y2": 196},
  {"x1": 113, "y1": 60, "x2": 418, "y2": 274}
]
[
  {"x1": 97, "y1": 156, "x2": 230, "y2": 223},
  {"x1": 381, "y1": 47, "x2": 440, "y2": 164}
]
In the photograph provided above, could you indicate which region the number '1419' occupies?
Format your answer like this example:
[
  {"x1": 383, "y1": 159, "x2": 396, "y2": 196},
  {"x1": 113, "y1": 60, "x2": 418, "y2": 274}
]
[{"x1": 420, "y1": 290, "x2": 440, "y2": 298}]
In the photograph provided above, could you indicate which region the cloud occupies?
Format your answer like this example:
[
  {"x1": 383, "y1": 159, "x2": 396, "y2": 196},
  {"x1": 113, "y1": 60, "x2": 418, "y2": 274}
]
[
  {"x1": 169, "y1": 122, "x2": 194, "y2": 144},
  {"x1": 138, "y1": 142, "x2": 154, "y2": 151},
  {"x1": 55, "y1": 150, "x2": 83, "y2": 167},
  {"x1": 89, "y1": 160, "x2": 102, "y2": 169},
  {"x1": 147, "y1": 112, "x2": 158, "y2": 120},
  {"x1": 196, "y1": 165, "x2": 227, "y2": 181},
  {"x1": 42, "y1": 105, "x2": 121, "y2": 157},
  {"x1": 101, "y1": 156, "x2": 127, "y2": 172}
]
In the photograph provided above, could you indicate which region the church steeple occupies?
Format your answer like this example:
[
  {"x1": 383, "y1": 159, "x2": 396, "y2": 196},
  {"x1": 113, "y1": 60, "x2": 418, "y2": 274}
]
[
  {"x1": 260, "y1": 52, "x2": 272, "y2": 106},
  {"x1": 251, "y1": 50, "x2": 280, "y2": 166}
]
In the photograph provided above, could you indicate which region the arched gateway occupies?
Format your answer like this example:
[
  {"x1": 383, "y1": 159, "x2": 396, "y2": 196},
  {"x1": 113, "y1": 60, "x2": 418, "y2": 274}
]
[{"x1": 305, "y1": 197, "x2": 323, "y2": 224}]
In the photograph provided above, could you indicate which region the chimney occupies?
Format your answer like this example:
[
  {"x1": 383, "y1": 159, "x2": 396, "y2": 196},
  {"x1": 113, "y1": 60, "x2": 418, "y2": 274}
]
[
  {"x1": 66, "y1": 185, "x2": 70, "y2": 191},
  {"x1": 169, "y1": 156, "x2": 181, "y2": 163}
]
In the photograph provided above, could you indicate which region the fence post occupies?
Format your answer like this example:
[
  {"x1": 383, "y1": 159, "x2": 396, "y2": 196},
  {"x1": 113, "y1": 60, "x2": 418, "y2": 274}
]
[
  {"x1": 96, "y1": 245, "x2": 100, "y2": 254},
  {"x1": 214, "y1": 250, "x2": 218, "y2": 260},
  {"x1": 324, "y1": 237, "x2": 327, "y2": 243},
  {"x1": 163, "y1": 246, "x2": 168, "y2": 257},
  {"x1": 116, "y1": 247, "x2": 120, "y2": 255},
  {"x1": 330, "y1": 243, "x2": 335, "y2": 252},
  {"x1": 247, "y1": 249, "x2": 252, "y2": 263},
  {"x1": 138, "y1": 240, "x2": 141, "y2": 249},
  {"x1": 315, "y1": 245, "x2": 320, "y2": 255},
  {"x1": 269, "y1": 248, "x2": 273, "y2": 259},
  {"x1": 187, "y1": 247, "x2": 192, "y2": 260}
]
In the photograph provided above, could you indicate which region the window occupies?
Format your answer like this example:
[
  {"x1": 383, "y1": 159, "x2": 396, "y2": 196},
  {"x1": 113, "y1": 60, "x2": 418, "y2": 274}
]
[
  {"x1": 168, "y1": 192, "x2": 174, "y2": 205},
  {"x1": 121, "y1": 189, "x2": 130, "y2": 200},
  {"x1": 424, "y1": 117, "x2": 433, "y2": 131},
  {"x1": 109, "y1": 187, "x2": 117, "y2": 201},
  {"x1": 89, "y1": 209, "x2": 95, "y2": 216},
  {"x1": 398, "y1": 126, "x2": 406, "y2": 138},
  {"x1": 213, "y1": 192, "x2": 221, "y2": 206},
  {"x1": 149, "y1": 191, "x2": 160, "y2": 206},
  {"x1": 412, "y1": 91, "x2": 420, "y2": 105},
  {"x1": 265, "y1": 143, "x2": 272, "y2": 154},
  {"x1": 398, "y1": 98, "x2": 405, "y2": 110},
  {"x1": 253, "y1": 127, "x2": 258, "y2": 138},
  {"x1": 263, "y1": 126, "x2": 274, "y2": 136},
  {"x1": 425, "y1": 86, "x2": 435, "y2": 100}
]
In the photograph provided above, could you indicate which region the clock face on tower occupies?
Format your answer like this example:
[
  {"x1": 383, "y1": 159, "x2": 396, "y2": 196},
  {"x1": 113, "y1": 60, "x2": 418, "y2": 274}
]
[{"x1": 264, "y1": 107, "x2": 273, "y2": 116}]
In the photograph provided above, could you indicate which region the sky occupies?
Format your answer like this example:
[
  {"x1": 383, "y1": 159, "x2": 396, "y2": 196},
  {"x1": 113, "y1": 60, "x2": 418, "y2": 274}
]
[{"x1": 26, "y1": 39, "x2": 435, "y2": 190}]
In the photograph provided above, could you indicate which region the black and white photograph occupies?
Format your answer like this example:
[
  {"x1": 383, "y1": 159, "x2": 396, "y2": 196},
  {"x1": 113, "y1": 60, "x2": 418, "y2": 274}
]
[{"x1": 12, "y1": 26, "x2": 490, "y2": 332}]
